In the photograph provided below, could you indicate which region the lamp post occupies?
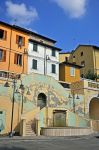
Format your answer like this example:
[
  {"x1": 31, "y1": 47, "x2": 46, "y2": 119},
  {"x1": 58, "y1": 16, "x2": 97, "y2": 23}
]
[
  {"x1": 44, "y1": 55, "x2": 50, "y2": 75},
  {"x1": 4, "y1": 79, "x2": 17, "y2": 137},
  {"x1": 4, "y1": 79, "x2": 31, "y2": 137},
  {"x1": 19, "y1": 81, "x2": 25, "y2": 115},
  {"x1": 68, "y1": 92, "x2": 79, "y2": 113}
]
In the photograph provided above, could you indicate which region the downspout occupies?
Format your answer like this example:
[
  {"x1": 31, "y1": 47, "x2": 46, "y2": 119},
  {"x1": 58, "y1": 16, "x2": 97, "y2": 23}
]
[
  {"x1": 8, "y1": 26, "x2": 13, "y2": 77},
  {"x1": 93, "y1": 49, "x2": 96, "y2": 75},
  {"x1": 44, "y1": 46, "x2": 46, "y2": 75}
]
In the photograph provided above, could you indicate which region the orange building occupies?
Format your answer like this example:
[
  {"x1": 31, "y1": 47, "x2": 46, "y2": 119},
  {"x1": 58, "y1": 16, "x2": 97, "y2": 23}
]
[
  {"x1": 59, "y1": 62, "x2": 82, "y2": 83},
  {"x1": 0, "y1": 21, "x2": 29, "y2": 78}
]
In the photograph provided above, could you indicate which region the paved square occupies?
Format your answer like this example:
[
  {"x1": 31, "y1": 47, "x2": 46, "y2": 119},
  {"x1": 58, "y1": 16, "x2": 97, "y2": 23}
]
[{"x1": 0, "y1": 136, "x2": 99, "y2": 150}]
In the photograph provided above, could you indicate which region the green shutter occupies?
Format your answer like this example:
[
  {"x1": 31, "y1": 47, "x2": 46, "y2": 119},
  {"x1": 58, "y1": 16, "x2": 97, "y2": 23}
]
[
  {"x1": 52, "y1": 64, "x2": 56, "y2": 74},
  {"x1": 32, "y1": 59, "x2": 37, "y2": 70},
  {"x1": 33, "y1": 43, "x2": 38, "y2": 52}
]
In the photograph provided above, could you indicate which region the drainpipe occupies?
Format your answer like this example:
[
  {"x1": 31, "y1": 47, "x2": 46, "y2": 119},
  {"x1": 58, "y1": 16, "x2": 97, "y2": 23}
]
[
  {"x1": 8, "y1": 25, "x2": 13, "y2": 78},
  {"x1": 93, "y1": 49, "x2": 97, "y2": 75},
  {"x1": 44, "y1": 46, "x2": 46, "y2": 75}
]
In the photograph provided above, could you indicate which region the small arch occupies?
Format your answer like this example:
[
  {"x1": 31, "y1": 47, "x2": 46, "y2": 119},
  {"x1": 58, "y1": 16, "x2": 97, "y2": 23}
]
[
  {"x1": 89, "y1": 97, "x2": 99, "y2": 120},
  {"x1": 37, "y1": 93, "x2": 47, "y2": 109}
]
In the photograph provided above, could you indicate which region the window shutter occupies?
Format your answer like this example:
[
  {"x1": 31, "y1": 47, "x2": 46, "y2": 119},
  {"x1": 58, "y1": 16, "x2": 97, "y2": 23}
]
[
  {"x1": 22, "y1": 37, "x2": 25, "y2": 46},
  {"x1": 3, "y1": 50, "x2": 6, "y2": 62},
  {"x1": 16, "y1": 35, "x2": 19, "y2": 44},
  {"x1": 4, "y1": 31, "x2": 7, "y2": 40},
  {"x1": 14, "y1": 53, "x2": 17, "y2": 64}
]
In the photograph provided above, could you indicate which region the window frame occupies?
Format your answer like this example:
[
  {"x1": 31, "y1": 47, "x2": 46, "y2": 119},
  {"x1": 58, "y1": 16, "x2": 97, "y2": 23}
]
[
  {"x1": 14, "y1": 53, "x2": 22, "y2": 66},
  {"x1": 33, "y1": 42, "x2": 38, "y2": 52},
  {"x1": 0, "y1": 49, "x2": 6, "y2": 62},
  {"x1": 52, "y1": 50, "x2": 56, "y2": 57},
  {"x1": 16, "y1": 35, "x2": 25, "y2": 47},
  {"x1": 81, "y1": 52, "x2": 83, "y2": 56},
  {"x1": 0, "y1": 49, "x2": 3, "y2": 61},
  {"x1": 81, "y1": 61, "x2": 85, "y2": 67},
  {"x1": 52, "y1": 64, "x2": 56, "y2": 74},
  {"x1": 0, "y1": 29, "x2": 7, "y2": 40},
  {"x1": 70, "y1": 67, "x2": 75, "y2": 77},
  {"x1": 32, "y1": 59, "x2": 37, "y2": 70},
  {"x1": 0, "y1": 29, "x2": 4, "y2": 39}
]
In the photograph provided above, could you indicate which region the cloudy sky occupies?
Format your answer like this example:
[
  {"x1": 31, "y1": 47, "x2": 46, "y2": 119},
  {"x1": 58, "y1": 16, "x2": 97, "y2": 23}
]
[{"x1": 0, "y1": 0, "x2": 99, "y2": 51}]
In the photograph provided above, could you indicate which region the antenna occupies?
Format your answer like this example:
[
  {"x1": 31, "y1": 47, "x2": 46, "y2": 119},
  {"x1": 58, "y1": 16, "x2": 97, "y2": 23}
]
[{"x1": 12, "y1": 19, "x2": 17, "y2": 26}]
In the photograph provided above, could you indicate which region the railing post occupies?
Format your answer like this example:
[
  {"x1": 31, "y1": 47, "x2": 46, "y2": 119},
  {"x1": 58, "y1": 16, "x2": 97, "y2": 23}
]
[
  {"x1": 20, "y1": 118, "x2": 26, "y2": 136},
  {"x1": 36, "y1": 119, "x2": 40, "y2": 136}
]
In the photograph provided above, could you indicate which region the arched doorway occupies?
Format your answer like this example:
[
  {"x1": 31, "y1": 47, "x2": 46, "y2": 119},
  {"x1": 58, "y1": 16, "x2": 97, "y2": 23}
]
[
  {"x1": 37, "y1": 93, "x2": 47, "y2": 109},
  {"x1": 89, "y1": 97, "x2": 99, "y2": 120}
]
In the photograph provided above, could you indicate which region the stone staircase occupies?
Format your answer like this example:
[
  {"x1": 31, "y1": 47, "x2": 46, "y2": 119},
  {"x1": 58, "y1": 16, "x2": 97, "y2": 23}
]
[{"x1": 26, "y1": 120, "x2": 36, "y2": 136}]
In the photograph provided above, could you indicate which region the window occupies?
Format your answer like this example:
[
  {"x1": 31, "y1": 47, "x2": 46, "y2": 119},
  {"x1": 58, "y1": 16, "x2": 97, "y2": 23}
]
[
  {"x1": 0, "y1": 49, "x2": 6, "y2": 62},
  {"x1": 52, "y1": 64, "x2": 56, "y2": 74},
  {"x1": 33, "y1": 43, "x2": 38, "y2": 52},
  {"x1": 0, "y1": 111, "x2": 3, "y2": 114},
  {"x1": 32, "y1": 59, "x2": 37, "y2": 70},
  {"x1": 81, "y1": 74, "x2": 84, "y2": 78},
  {"x1": 0, "y1": 29, "x2": 4, "y2": 39},
  {"x1": 16, "y1": 35, "x2": 25, "y2": 47},
  {"x1": 0, "y1": 29, "x2": 7, "y2": 40},
  {"x1": 70, "y1": 67, "x2": 75, "y2": 76},
  {"x1": 0, "y1": 50, "x2": 3, "y2": 60},
  {"x1": 14, "y1": 53, "x2": 22, "y2": 66},
  {"x1": 81, "y1": 52, "x2": 83, "y2": 56},
  {"x1": 52, "y1": 50, "x2": 56, "y2": 57},
  {"x1": 65, "y1": 57, "x2": 68, "y2": 62},
  {"x1": 81, "y1": 61, "x2": 85, "y2": 67}
]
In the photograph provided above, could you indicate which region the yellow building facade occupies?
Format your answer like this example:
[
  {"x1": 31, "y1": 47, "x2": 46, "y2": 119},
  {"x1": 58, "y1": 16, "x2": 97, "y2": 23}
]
[
  {"x1": 59, "y1": 62, "x2": 81, "y2": 83},
  {"x1": 59, "y1": 52, "x2": 70, "y2": 63},
  {"x1": 69, "y1": 45, "x2": 99, "y2": 77}
]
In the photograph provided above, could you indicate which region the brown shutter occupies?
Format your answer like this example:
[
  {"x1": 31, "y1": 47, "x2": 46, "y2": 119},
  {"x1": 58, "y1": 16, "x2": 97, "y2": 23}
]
[
  {"x1": 22, "y1": 37, "x2": 25, "y2": 46},
  {"x1": 4, "y1": 31, "x2": 7, "y2": 40},
  {"x1": 2, "y1": 50, "x2": 6, "y2": 62},
  {"x1": 16, "y1": 35, "x2": 19, "y2": 44},
  {"x1": 14, "y1": 53, "x2": 17, "y2": 64}
]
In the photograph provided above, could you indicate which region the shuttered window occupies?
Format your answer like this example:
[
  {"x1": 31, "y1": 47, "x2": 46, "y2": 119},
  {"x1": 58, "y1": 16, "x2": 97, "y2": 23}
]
[
  {"x1": 70, "y1": 67, "x2": 75, "y2": 76},
  {"x1": 52, "y1": 50, "x2": 56, "y2": 57},
  {"x1": 52, "y1": 64, "x2": 56, "y2": 74},
  {"x1": 0, "y1": 29, "x2": 7, "y2": 40},
  {"x1": 16, "y1": 35, "x2": 25, "y2": 46},
  {"x1": 33, "y1": 43, "x2": 38, "y2": 52},
  {"x1": 32, "y1": 59, "x2": 37, "y2": 70},
  {"x1": 0, "y1": 49, "x2": 6, "y2": 62},
  {"x1": 14, "y1": 53, "x2": 22, "y2": 66}
]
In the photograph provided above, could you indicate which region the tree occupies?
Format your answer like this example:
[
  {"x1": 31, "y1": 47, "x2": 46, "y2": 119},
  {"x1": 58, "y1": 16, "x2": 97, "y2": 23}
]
[{"x1": 84, "y1": 70, "x2": 97, "y2": 81}]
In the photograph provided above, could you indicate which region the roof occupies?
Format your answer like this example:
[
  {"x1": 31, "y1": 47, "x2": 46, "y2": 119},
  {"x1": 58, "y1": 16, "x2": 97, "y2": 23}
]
[
  {"x1": 0, "y1": 21, "x2": 56, "y2": 43},
  {"x1": 77, "y1": 44, "x2": 99, "y2": 49},
  {"x1": 72, "y1": 44, "x2": 99, "y2": 54},
  {"x1": 59, "y1": 51, "x2": 71, "y2": 54},
  {"x1": 60, "y1": 61, "x2": 82, "y2": 68},
  {"x1": 29, "y1": 39, "x2": 61, "y2": 51}
]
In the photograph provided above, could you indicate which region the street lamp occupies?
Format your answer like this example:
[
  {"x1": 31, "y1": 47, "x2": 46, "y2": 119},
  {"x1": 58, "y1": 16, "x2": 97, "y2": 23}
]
[
  {"x1": 4, "y1": 79, "x2": 17, "y2": 137},
  {"x1": 68, "y1": 92, "x2": 79, "y2": 113},
  {"x1": 44, "y1": 55, "x2": 50, "y2": 75},
  {"x1": 4, "y1": 78, "x2": 31, "y2": 137}
]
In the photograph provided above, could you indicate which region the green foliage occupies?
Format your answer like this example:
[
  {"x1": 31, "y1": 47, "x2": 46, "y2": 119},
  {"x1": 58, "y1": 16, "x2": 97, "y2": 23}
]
[{"x1": 84, "y1": 70, "x2": 97, "y2": 80}]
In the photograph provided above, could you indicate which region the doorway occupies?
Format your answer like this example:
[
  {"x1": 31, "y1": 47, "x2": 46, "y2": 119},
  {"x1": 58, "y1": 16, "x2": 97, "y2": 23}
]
[
  {"x1": 89, "y1": 97, "x2": 99, "y2": 120},
  {"x1": 53, "y1": 110, "x2": 66, "y2": 127},
  {"x1": 37, "y1": 93, "x2": 47, "y2": 109}
]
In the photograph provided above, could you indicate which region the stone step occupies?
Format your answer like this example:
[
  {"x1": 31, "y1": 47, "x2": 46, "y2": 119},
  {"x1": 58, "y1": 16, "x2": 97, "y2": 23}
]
[
  {"x1": 25, "y1": 134, "x2": 36, "y2": 136},
  {"x1": 25, "y1": 120, "x2": 36, "y2": 136}
]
